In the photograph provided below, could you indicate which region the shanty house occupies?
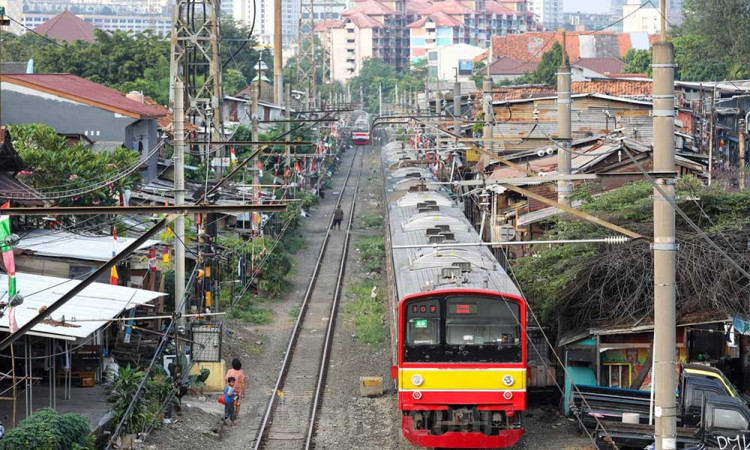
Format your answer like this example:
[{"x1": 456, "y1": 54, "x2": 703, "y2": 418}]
[
  {"x1": 0, "y1": 74, "x2": 167, "y2": 181},
  {"x1": 559, "y1": 311, "x2": 742, "y2": 414}
]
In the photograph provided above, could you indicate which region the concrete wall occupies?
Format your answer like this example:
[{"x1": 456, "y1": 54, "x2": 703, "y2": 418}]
[{"x1": 124, "y1": 119, "x2": 159, "y2": 181}]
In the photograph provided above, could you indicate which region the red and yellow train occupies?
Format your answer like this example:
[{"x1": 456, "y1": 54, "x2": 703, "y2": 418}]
[{"x1": 383, "y1": 142, "x2": 527, "y2": 448}]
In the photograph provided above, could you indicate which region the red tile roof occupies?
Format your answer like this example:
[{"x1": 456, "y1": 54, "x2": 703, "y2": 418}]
[
  {"x1": 488, "y1": 56, "x2": 539, "y2": 75},
  {"x1": 343, "y1": 0, "x2": 394, "y2": 16},
  {"x1": 423, "y1": 0, "x2": 473, "y2": 15},
  {"x1": 408, "y1": 11, "x2": 464, "y2": 28},
  {"x1": 571, "y1": 79, "x2": 652, "y2": 97},
  {"x1": 343, "y1": 11, "x2": 384, "y2": 28},
  {"x1": 485, "y1": 0, "x2": 517, "y2": 16},
  {"x1": 407, "y1": 0, "x2": 433, "y2": 14},
  {"x1": 144, "y1": 97, "x2": 198, "y2": 133},
  {"x1": 314, "y1": 19, "x2": 343, "y2": 31},
  {"x1": 572, "y1": 57, "x2": 625, "y2": 75},
  {"x1": 33, "y1": 10, "x2": 95, "y2": 43},
  {"x1": 1, "y1": 74, "x2": 167, "y2": 119},
  {"x1": 491, "y1": 85, "x2": 556, "y2": 101}
]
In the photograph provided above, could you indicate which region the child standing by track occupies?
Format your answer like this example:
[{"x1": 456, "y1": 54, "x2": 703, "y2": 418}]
[{"x1": 223, "y1": 377, "x2": 238, "y2": 426}]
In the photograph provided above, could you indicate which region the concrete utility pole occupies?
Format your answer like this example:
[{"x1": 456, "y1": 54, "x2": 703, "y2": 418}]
[
  {"x1": 483, "y1": 76, "x2": 493, "y2": 154},
  {"x1": 709, "y1": 87, "x2": 715, "y2": 186},
  {"x1": 454, "y1": 78, "x2": 461, "y2": 143},
  {"x1": 252, "y1": 83, "x2": 260, "y2": 213},
  {"x1": 395, "y1": 84, "x2": 399, "y2": 113},
  {"x1": 740, "y1": 119, "x2": 746, "y2": 190},
  {"x1": 285, "y1": 83, "x2": 291, "y2": 166},
  {"x1": 379, "y1": 83, "x2": 383, "y2": 116},
  {"x1": 652, "y1": 33, "x2": 677, "y2": 450},
  {"x1": 557, "y1": 30, "x2": 572, "y2": 207},
  {"x1": 173, "y1": 81, "x2": 187, "y2": 331},
  {"x1": 435, "y1": 81, "x2": 441, "y2": 117},
  {"x1": 273, "y1": 0, "x2": 283, "y2": 105}
]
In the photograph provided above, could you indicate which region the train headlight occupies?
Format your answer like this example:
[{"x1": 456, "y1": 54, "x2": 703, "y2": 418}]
[
  {"x1": 503, "y1": 391, "x2": 513, "y2": 400},
  {"x1": 502, "y1": 374, "x2": 515, "y2": 386},
  {"x1": 412, "y1": 391, "x2": 423, "y2": 400},
  {"x1": 411, "y1": 374, "x2": 424, "y2": 386}
]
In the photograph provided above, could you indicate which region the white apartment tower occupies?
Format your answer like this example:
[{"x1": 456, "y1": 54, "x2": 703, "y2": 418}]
[{"x1": 528, "y1": 0, "x2": 563, "y2": 29}]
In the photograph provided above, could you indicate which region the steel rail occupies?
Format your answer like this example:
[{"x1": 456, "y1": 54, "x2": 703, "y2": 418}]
[
  {"x1": 252, "y1": 149, "x2": 360, "y2": 450},
  {"x1": 304, "y1": 147, "x2": 363, "y2": 449}
]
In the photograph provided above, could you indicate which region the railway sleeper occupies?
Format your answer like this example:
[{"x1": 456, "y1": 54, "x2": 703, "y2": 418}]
[{"x1": 408, "y1": 407, "x2": 522, "y2": 436}]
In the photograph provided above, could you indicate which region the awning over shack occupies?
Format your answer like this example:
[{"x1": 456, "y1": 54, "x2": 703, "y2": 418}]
[
  {"x1": 16, "y1": 230, "x2": 160, "y2": 262},
  {"x1": 0, "y1": 272, "x2": 165, "y2": 340}
]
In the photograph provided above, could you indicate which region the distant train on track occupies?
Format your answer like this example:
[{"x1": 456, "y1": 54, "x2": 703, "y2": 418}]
[
  {"x1": 350, "y1": 110, "x2": 371, "y2": 145},
  {"x1": 383, "y1": 140, "x2": 527, "y2": 448}
]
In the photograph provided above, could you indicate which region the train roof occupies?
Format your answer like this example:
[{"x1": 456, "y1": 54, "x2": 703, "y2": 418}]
[{"x1": 383, "y1": 135, "x2": 522, "y2": 301}]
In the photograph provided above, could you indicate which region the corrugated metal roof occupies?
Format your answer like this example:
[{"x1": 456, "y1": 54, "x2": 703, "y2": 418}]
[
  {"x1": 0, "y1": 272, "x2": 164, "y2": 340},
  {"x1": 17, "y1": 230, "x2": 160, "y2": 262}
]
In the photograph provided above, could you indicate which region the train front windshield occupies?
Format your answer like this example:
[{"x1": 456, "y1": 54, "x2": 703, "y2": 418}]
[{"x1": 404, "y1": 296, "x2": 522, "y2": 363}]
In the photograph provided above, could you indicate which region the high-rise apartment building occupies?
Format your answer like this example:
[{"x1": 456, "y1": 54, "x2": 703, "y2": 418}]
[
  {"x1": 528, "y1": 0, "x2": 562, "y2": 29},
  {"x1": 22, "y1": 0, "x2": 172, "y2": 35}
]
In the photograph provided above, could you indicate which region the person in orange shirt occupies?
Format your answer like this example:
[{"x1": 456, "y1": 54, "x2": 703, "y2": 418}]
[{"x1": 225, "y1": 358, "x2": 246, "y2": 417}]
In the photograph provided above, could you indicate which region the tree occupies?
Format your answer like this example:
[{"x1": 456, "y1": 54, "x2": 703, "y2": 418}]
[
  {"x1": 673, "y1": 33, "x2": 731, "y2": 81},
  {"x1": 282, "y1": 38, "x2": 329, "y2": 97},
  {"x1": 622, "y1": 49, "x2": 651, "y2": 75},
  {"x1": 8, "y1": 124, "x2": 140, "y2": 208},
  {"x1": 469, "y1": 61, "x2": 487, "y2": 89},
  {"x1": 223, "y1": 68, "x2": 246, "y2": 96},
  {"x1": 679, "y1": 0, "x2": 750, "y2": 73},
  {"x1": 521, "y1": 42, "x2": 569, "y2": 87},
  {"x1": 348, "y1": 59, "x2": 428, "y2": 113},
  {"x1": 220, "y1": 18, "x2": 265, "y2": 83}
]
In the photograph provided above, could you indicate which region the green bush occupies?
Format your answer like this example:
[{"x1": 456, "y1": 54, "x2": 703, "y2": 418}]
[
  {"x1": 357, "y1": 237, "x2": 385, "y2": 272},
  {"x1": 227, "y1": 304, "x2": 273, "y2": 324},
  {"x1": 110, "y1": 365, "x2": 156, "y2": 435},
  {"x1": 1, "y1": 408, "x2": 92, "y2": 450},
  {"x1": 346, "y1": 280, "x2": 385, "y2": 346},
  {"x1": 361, "y1": 214, "x2": 384, "y2": 228}
]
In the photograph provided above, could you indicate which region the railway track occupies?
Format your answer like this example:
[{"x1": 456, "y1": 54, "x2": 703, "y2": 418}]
[{"x1": 252, "y1": 147, "x2": 364, "y2": 450}]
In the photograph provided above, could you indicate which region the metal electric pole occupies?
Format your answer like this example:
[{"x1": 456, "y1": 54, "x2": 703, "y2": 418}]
[
  {"x1": 557, "y1": 30, "x2": 572, "y2": 207},
  {"x1": 169, "y1": 0, "x2": 224, "y2": 162},
  {"x1": 273, "y1": 0, "x2": 283, "y2": 105},
  {"x1": 653, "y1": 0, "x2": 677, "y2": 446}
]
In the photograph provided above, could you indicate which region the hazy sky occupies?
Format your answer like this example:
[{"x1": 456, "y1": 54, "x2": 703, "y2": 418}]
[{"x1": 564, "y1": 0, "x2": 611, "y2": 13}]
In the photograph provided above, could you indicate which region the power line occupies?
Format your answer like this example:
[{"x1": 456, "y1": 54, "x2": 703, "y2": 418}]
[{"x1": 5, "y1": 15, "x2": 64, "y2": 48}]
